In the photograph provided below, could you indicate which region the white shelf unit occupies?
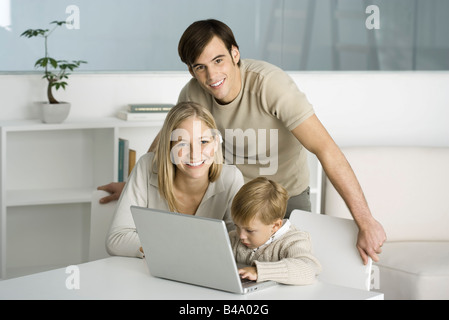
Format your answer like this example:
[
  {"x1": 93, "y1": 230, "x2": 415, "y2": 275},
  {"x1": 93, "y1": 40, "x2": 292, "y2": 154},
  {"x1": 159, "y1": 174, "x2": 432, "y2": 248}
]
[{"x1": 0, "y1": 118, "x2": 164, "y2": 279}]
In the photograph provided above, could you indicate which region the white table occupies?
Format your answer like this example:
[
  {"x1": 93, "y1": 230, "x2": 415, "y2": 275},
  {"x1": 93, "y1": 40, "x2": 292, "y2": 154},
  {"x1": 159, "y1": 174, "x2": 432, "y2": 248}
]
[{"x1": 0, "y1": 256, "x2": 383, "y2": 300}]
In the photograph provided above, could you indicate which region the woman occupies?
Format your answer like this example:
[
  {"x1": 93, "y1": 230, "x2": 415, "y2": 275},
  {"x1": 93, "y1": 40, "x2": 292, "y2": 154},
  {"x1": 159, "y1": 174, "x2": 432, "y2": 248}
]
[{"x1": 106, "y1": 102, "x2": 244, "y2": 258}]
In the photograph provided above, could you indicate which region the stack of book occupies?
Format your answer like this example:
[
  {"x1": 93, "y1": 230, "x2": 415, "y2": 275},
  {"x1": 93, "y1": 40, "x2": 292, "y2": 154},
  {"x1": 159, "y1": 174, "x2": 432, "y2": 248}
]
[
  {"x1": 117, "y1": 103, "x2": 174, "y2": 121},
  {"x1": 118, "y1": 138, "x2": 136, "y2": 182}
]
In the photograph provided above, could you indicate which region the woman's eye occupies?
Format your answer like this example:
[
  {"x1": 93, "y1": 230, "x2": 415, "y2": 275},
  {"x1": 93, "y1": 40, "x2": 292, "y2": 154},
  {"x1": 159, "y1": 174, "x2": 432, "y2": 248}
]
[{"x1": 176, "y1": 142, "x2": 189, "y2": 148}]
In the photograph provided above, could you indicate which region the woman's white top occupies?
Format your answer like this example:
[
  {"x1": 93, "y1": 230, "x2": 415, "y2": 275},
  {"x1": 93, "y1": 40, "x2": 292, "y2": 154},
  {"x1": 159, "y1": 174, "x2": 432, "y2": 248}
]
[{"x1": 106, "y1": 152, "x2": 244, "y2": 258}]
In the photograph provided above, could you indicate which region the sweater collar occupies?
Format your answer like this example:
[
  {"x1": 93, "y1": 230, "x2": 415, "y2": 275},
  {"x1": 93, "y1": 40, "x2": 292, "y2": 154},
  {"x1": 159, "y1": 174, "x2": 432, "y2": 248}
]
[{"x1": 251, "y1": 219, "x2": 291, "y2": 253}]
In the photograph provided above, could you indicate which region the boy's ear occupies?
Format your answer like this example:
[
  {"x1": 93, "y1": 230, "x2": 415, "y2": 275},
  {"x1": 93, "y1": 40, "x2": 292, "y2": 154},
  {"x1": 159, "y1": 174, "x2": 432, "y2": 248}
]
[{"x1": 272, "y1": 219, "x2": 283, "y2": 233}]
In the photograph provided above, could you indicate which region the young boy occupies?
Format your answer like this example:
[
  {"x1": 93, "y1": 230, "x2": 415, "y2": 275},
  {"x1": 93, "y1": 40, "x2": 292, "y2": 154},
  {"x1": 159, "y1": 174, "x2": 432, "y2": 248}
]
[{"x1": 229, "y1": 177, "x2": 322, "y2": 285}]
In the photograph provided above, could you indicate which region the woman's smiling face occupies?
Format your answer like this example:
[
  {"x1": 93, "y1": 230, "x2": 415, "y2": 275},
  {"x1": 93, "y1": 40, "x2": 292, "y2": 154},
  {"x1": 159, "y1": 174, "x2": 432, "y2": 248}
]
[{"x1": 170, "y1": 116, "x2": 218, "y2": 180}]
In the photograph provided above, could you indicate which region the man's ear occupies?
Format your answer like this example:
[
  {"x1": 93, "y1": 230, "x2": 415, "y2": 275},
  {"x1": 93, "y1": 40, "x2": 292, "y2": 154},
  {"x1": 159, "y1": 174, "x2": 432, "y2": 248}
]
[{"x1": 231, "y1": 45, "x2": 240, "y2": 65}]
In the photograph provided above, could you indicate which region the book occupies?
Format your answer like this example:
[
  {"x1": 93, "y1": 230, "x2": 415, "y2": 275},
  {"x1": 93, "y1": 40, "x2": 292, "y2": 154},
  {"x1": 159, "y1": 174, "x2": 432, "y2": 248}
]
[
  {"x1": 127, "y1": 104, "x2": 174, "y2": 113},
  {"x1": 128, "y1": 149, "x2": 136, "y2": 176},
  {"x1": 117, "y1": 110, "x2": 167, "y2": 121},
  {"x1": 118, "y1": 138, "x2": 129, "y2": 182}
]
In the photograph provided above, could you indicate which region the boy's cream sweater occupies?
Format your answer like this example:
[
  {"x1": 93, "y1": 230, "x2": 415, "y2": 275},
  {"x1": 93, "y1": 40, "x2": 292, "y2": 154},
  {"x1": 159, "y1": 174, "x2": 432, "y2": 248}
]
[{"x1": 229, "y1": 224, "x2": 322, "y2": 285}]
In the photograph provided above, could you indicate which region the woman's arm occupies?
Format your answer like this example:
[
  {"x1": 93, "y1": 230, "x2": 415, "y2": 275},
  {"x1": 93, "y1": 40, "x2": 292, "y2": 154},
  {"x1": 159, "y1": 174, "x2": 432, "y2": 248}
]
[{"x1": 105, "y1": 154, "x2": 153, "y2": 258}]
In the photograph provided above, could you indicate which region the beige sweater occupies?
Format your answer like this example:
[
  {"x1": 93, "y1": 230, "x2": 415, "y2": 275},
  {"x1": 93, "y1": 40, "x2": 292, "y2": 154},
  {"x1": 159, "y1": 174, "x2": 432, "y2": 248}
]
[
  {"x1": 178, "y1": 59, "x2": 315, "y2": 197},
  {"x1": 229, "y1": 225, "x2": 322, "y2": 285}
]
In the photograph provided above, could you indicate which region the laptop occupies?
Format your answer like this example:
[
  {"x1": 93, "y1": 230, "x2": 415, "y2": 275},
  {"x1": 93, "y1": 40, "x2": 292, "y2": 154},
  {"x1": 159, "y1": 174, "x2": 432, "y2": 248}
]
[{"x1": 131, "y1": 206, "x2": 278, "y2": 294}]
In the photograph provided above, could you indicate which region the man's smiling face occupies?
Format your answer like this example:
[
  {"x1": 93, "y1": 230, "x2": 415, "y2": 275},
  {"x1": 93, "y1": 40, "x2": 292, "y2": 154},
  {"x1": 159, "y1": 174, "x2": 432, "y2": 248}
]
[{"x1": 189, "y1": 36, "x2": 241, "y2": 105}]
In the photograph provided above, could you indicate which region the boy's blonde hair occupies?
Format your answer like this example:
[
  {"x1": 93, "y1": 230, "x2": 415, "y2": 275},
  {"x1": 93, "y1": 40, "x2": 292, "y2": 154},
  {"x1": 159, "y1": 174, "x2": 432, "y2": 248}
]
[{"x1": 231, "y1": 177, "x2": 289, "y2": 226}]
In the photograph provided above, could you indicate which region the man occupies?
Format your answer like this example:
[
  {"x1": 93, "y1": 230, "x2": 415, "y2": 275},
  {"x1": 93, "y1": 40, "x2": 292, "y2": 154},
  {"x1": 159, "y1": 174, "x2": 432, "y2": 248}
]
[{"x1": 99, "y1": 19, "x2": 386, "y2": 265}]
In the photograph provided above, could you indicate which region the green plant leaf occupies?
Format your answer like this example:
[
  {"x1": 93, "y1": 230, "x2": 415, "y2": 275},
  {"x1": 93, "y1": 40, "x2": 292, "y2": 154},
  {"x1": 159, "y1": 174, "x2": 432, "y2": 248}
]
[
  {"x1": 52, "y1": 81, "x2": 68, "y2": 90},
  {"x1": 35, "y1": 57, "x2": 48, "y2": 67},
  {"x1": 20, "y1": 29, "x2": 48, "y2": 38},
  {"x1": 50, "y1": 21, "x2": 67, "y2": 26},
  {"x1": 21, "y1": 19, "x2": 88, "y2": 100},
  {"x1": 49, "y1": 58, "x2": 58, "y2": 69}
]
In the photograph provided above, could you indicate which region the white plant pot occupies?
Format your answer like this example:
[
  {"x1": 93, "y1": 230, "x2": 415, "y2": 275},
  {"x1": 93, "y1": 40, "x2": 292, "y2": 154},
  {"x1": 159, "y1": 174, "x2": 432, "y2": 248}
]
[{"x1": 35, "y1": 102, "x2": 71, "y2": 124}]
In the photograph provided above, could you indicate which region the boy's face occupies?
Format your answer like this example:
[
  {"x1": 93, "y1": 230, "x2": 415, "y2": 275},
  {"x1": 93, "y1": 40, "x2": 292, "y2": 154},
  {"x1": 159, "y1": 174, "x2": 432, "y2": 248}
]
[
  {"x1": 188, "y1": 36, "x2": 241, "y2": 105},
  {"x1": 235, "y1": 216, "x2": 283, "y2": 250}
]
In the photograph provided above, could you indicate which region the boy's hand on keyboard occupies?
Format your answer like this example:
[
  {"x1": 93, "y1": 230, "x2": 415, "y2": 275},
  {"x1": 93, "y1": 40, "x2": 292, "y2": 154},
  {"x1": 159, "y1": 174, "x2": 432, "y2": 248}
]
[{"x1": 238, "y1": 267, "x2": 258, "y2": 281}]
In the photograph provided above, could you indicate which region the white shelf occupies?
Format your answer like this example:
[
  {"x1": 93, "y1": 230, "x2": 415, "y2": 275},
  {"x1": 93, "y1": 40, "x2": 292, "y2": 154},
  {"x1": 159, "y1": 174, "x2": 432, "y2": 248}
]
[
  {"x1": 0, "y1": 117, "x2": 164, "y2": 132},
  {"x1": 0, "y1": 117, "x2": 164, "y2": 279},
  {"x1": 6, "y1": 188, "x2": 94, "y2": 207}
]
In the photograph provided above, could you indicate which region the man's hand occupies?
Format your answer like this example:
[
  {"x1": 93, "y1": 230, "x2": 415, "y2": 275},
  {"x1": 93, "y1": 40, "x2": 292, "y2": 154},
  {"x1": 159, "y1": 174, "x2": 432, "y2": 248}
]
[
  {"x1": 356, "y1": 217, "x2": 387, "y2": 265},
  {"x1": 238, "y1": 267, "x2": 258, "y2": 281},
  {"x1": 97, "y1": 182, "x2": 126, "y2": 204}
]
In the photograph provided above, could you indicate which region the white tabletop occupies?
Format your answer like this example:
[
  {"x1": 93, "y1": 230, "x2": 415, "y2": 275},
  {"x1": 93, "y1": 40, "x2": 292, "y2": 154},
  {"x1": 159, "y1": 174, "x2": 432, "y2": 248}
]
[{"x1": 0, "y1": 256, "x2": 383, "y2": 300}]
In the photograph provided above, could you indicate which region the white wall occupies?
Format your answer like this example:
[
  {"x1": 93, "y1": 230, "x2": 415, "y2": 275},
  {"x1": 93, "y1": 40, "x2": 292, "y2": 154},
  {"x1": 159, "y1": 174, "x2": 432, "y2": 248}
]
[
  {"x1": 0, "y1": 72, "x2": 190, "y2": 120},
  {"x1": 295, "y1": 72, "x2": 449, "y2": 147},
  {"x1": 1, "y1": 71, "x2": 448, "y2": 147}
]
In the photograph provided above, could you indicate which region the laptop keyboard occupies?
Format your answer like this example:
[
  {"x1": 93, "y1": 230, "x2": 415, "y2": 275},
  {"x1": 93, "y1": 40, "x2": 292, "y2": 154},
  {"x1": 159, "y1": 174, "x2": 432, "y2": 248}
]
[{"x1": 240, "y1": 277, "x2": 255, "y2": 284}]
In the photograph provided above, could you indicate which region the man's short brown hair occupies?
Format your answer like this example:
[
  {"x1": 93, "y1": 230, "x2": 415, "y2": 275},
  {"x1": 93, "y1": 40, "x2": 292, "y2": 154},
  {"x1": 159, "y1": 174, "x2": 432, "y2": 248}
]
[{"x1": 178, "y1": 19, "x2": 240, "y2": 67}]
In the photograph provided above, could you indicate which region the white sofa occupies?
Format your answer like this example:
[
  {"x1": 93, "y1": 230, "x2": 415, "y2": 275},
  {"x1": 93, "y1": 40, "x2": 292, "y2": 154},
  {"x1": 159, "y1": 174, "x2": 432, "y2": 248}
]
[{"x1": 323, "y1": 146, "x2": 449, "y2": 300}]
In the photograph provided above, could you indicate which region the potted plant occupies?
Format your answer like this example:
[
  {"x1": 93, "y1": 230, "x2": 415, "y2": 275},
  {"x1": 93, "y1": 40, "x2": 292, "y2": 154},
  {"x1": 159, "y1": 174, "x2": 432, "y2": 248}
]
[{"x1": 21, "y1": 20, "x2": 86, "y2": 123}]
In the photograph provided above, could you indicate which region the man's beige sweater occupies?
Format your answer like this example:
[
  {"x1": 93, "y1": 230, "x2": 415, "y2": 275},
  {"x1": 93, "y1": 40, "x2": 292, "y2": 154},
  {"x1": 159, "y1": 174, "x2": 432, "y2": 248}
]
[{"x1": 229, "y1": 225, "x2": 322, "y2": 285}]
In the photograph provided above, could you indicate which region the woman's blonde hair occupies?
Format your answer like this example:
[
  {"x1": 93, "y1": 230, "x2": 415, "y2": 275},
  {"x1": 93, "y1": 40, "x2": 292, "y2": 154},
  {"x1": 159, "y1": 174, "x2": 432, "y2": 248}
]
[
  {"x1": 231, "y1": 177, "x2": 289, "y2": 226},
  {"x1": 153, "y1": 101, "x2": 223, "y2": 212}
]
